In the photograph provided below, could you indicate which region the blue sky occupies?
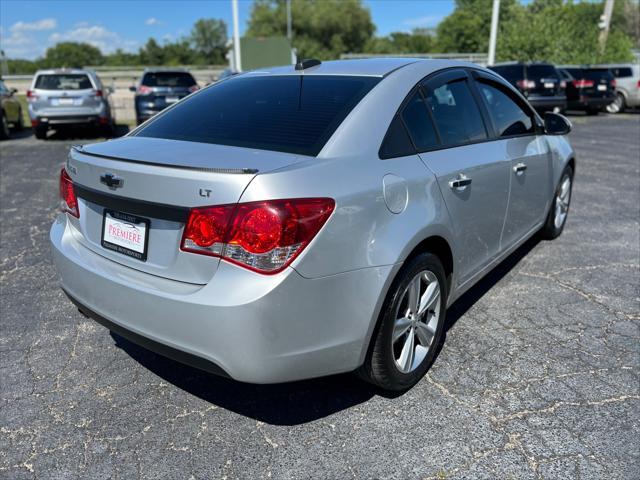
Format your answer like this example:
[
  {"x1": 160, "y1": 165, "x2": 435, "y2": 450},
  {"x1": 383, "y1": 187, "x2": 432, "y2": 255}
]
[{"x1": 0, "y1": 0, "x2": 457, "y2": 59}]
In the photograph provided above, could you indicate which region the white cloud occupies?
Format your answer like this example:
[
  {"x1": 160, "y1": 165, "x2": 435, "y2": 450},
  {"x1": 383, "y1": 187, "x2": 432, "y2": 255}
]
[
  {"x1": 0, "y1": 18, "x2": 57, "y2": 58},
  {"x1": 48, "y1": 24, "x2": 138, "y2": 54},
  {"x1": 402, "y1": 15, "x2": 444, "y2": 28},
  {"x1": 145, "y1": 17, "x2": 163, "y2": 26},
  {"x1": 10, "y1": 18, "x2": 57, "y2": 32}
]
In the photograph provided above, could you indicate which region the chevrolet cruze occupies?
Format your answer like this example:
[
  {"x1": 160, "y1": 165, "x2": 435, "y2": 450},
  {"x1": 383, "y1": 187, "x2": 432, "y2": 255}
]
[{"x1": 51, "y1": 58, "x2": 575, "y2": 391}]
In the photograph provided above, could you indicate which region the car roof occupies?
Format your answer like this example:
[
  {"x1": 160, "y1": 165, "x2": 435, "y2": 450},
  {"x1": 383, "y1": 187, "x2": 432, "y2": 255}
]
[
  {"x1": 245, "y1": 58, "x2": 424, "y2": 78},
  {"x1": 143, "y1": 67, "x2": 191, "y2": 73},
  {"x1": 491, "y1": 61, "x2": 555, "y2": 66},
  {"x1": 34, "y1": 68, "x2": 94, "y2": 75}
]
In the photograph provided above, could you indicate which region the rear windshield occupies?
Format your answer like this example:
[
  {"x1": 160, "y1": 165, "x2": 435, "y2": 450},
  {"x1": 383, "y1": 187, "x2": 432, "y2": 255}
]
[
  {"x1": 34, "y1": 74, "x2": 93, "y2": 90},
  {"x1": 141, "y1": 72, "x2": 196, "y2": 87},
  {"x1": 527, "y1": 65, "x2": 558, "y2": 79},
  {"x1": 564, "y1": 68, "x2": 613, "y2": 80},
  {"x1": 135, "y1": 75, "x2": 380, "y2": 156},
  {"x1": 490, "y1": 65, "x2": 524, "y2": 82},
  {"x1": 610, "y1": 67, "x2": 633, "y2": 78}
]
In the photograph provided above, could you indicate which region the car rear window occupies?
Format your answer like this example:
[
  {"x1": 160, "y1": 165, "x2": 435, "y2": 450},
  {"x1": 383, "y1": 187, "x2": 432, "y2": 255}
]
[
  {"x1": 135, "y1": 75, "x2": 380, "y2": 156},
  {"x1": 583, "y1": 69, "x2": 614, "y2": 81},
  {"x1": 141, "y1": 72, "x2": 197, "y2": 87},
  {"x1": 527, "y1": 65, "x2": 558, "y2": 80},
  {"x1": 610, "y1": 67, "x2": 633, "y2": 78},
  {"x1": 490, "y1": 65, "x2": 524, "y2": 82},
  {"x1": 34, "y1": 74, "x2": 93, "y2": 90}
]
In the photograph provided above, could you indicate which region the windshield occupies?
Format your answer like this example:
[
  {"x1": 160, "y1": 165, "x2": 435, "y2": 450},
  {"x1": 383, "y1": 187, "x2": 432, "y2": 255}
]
[
  {"x1": 527, "y1": 65, "x2": 558, "y2": 79},
  {"x1": 141, "y1": 72, "x2": 196, "y2": 87},
  {"x1": 135, "y1": 75, "x2": 380, "y2": 156},
  {"x1": 34, "y1": 74, "x2": 93, "y2": 90}
]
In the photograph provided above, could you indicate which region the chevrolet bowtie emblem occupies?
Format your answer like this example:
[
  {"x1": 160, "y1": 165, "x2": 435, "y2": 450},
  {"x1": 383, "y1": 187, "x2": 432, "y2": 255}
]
[{"x1": 100, "y1": 173, "x2": 124, "y2": 189}]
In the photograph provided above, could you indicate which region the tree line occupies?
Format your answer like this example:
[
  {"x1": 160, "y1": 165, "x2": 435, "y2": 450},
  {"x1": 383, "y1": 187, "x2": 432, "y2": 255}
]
[{"x1": 5, "y1": 0, "x2": 639, "y2": 75}]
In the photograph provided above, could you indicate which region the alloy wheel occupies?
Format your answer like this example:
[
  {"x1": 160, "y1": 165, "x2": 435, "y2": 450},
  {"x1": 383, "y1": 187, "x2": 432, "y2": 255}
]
[
  {"x1": 554, "y1": 175, "x2": 571, "y2": 229},
  {"x1": 392, "y1": 270, "x2": 442, "y2": 373}
]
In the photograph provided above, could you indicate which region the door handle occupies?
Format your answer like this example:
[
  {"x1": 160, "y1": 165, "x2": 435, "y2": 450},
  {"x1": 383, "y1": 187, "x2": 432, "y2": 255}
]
[
  {"x1": 513, "y1": 162, "x2": 527, "y2": 175},
  {"x1": 449, "y1": 174, "x2": 472, "y2": 191}
]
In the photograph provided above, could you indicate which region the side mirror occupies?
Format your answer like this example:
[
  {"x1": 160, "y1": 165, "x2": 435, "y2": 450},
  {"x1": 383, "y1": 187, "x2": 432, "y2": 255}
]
[
  {"x1": 129, "y1": 86, "x2": 136, "y2": 92},
  {"x1": 9, "y1": 88, "x2": 17, "y2": 95},
  {"x1": 544, "y1": 112, "x2": 572, "y2": 135}
]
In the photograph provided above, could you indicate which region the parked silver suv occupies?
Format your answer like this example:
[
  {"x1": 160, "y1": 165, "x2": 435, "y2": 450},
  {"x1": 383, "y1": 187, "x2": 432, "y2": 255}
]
[
  {"x1": 602, "y1": 63, "x2": 640, "y2": 113},
  {"x1": 51, "y1": 59, "x2": 575, "y2": 391},
  {"x1": 28, "y1": 69, "x2": 113, "y2": 139}
]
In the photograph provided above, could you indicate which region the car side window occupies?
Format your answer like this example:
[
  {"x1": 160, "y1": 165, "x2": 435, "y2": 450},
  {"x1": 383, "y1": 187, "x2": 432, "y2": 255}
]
[
  {"x1": 401, "y1": 91, "x2": 439, "y2": 151},
  {"x1": 425, "y1": 79, "x2": 487, "y2": 147},
  {"x1": 477, "y1": 81, "x2": 534, "y2": 137},
  {"x1": 379, "y1": 115, "x2": 416, "y2": 159}
]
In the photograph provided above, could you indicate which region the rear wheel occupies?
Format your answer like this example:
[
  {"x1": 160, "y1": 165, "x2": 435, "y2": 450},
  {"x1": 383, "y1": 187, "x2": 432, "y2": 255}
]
[
  {"x1": 540, "y1": 166, "x2": 573, "y2": 240},
  {"x1": 0, "y1": 111, "x2": 10, "y2": 140},
  {"x1": 34, "y1": 125, "x2": 47, "y2": 140},
  {"x1": 357, "y1": 253, "x2": 447, "y2": 391}
]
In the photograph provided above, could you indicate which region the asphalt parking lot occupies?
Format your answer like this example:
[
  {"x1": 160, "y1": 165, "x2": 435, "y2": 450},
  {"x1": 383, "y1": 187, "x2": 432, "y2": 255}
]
[{"x1": 1, "y1": 114, "x2": 639, "y2": 479}]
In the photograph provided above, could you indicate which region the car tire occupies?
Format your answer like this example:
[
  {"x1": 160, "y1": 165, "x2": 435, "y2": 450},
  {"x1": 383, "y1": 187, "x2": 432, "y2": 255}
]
[
  {"x1": 0, "y1": 111, "x2": 10, "y2": 140},
  {"x1": 34, "y1": 126, "x2": 47, "y2": 140},
  {"x1": 606, "y1": 92, "x2": 626, "y2": 114},
  {"x1": 357, "y1": 252, "x2": 447, "y2": 391},
  {"x1": 14, "y1": 108, "x2": 24, "y2": 131},
  {"x1": 540, "y1": 165, "x2": 573, "y2": 240}
]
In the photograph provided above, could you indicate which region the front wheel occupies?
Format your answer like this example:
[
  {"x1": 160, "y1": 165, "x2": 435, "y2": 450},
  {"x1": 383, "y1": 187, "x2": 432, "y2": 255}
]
[
  {"x1": 540, "y1": 166, "x2": 573, "y2": 240},
  {"x1": 606, "y1": 93, "x2": 626, "y2": 114},
  {"x1": 357, "y1": 253, "x2": 447, "y2": 391}
]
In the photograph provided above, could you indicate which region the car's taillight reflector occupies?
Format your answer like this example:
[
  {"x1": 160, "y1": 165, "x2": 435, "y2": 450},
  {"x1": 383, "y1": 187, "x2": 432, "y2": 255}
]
[
  {"x1": 137, "y1": 85, "x2": 152, "y2": 94},
  {"x1": 26, "y1": 90, "x2": 38, "y2": 101},
  {"x1": 188, "y1": 85, "x2": 200, "y2": 93},
  {"x1": 572, "y1": 79, "x2": 594, "y2": 88},
  {"x1": 611, "y1": 79, "x2": 616, "y2": 88},
  {"x1": 516, "y1": 80, "x2": 536, "y2": 89},
  {"x1": 59, "y1": 168, "x2": 79, "y2": 218},
  {"x1": 181, "y1": 198, "x2": 335, "y2": 274},
  {"x1": 94, "y1": 89, "x2": 103, "y2": 97}
]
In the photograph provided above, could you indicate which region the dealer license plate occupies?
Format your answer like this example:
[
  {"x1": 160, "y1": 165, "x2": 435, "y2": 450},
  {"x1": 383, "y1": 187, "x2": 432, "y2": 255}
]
[{"x1": 101, "y1": 210, "x2": 149, "y2": 261}]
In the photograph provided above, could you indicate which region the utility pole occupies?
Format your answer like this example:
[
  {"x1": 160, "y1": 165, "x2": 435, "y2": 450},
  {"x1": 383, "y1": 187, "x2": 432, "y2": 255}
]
[
  {"x1": 598, "y1": 0, "x2": 615, "y2": 55},
  {"x1": 487, "y1": 0, "x2": 500, "y2": 66},
  {"x1": 286, "y1": 0, "x2": 292, "y2": 41},
  {"x1": 232, "y1": 0, "x2": 242, "y2": 72}
]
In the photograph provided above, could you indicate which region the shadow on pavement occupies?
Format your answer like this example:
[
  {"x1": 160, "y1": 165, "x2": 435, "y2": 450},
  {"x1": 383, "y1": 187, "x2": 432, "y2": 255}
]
[
  {"x1": 43, "y1": 124, "x2": 130, "y2": 141},
  {"x1": 111, "y1": 232, "x2": 543, "y2": 425}
]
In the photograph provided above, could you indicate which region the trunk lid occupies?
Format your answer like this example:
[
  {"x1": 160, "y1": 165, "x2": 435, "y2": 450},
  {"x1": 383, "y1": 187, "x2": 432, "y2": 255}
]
[{"x1": 67, "y1": 136, "x2": 304, "y2": 284}]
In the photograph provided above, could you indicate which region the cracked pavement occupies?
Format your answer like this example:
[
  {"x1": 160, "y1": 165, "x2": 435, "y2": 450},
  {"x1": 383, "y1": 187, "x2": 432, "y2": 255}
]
[{"x1": 1, "y1": 114, "x2": 639, "y2": 479}]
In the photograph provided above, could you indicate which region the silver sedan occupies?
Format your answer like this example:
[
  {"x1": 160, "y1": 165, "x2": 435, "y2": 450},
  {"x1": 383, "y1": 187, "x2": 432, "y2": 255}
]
[{"x1": 51, "y1": 58, "x2": 575, "y2": 391}]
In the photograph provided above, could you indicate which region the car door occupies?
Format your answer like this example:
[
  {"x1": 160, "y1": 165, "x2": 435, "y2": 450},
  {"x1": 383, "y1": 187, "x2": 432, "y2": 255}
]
[
  {"x1": 0, "y1": 81, "x2": 19, "y2": 122},
  {"x1": 471, "y1": 72, "x2": 552, "y2": 249},
  {"x1": 419, "y1": 69, "x2": 511, "y2": 286}
]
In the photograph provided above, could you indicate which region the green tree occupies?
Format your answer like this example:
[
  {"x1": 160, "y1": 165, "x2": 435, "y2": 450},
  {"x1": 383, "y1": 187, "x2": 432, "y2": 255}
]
[
  {"x1": 139, "y1": 38, "x2": 165, "y2": 65},
  {"x1": 41, "y1": 42, "x2": 104, "y2": 68},
  {"x1": 367, "y1": 29, "x2": 435, "y2": 54},
  {"x1": 190, "y1": 18, "x2": 228, "y2": 64},
  {"x1": 247, "y1": 0, "x2": 375, "y2": 60},
  {"x1": 103, "y1": 48, "x2": 140, "y2": 66}
]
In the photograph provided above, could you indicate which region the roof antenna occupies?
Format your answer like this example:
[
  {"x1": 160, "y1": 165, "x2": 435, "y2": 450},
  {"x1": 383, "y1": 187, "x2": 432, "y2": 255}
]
[{"x1": 295, "y1": 57, "x2": 321, "y2": 71}]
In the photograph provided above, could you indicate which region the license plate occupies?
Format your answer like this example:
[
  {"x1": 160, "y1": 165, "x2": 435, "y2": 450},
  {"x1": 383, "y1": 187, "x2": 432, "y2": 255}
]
[
  {"x1": 597, "y1": 84, "x2": 607, "y2": 91},
  {"x1": 544, "y1": 82, "x2": 554, "y2": 89},
  {"x1": 101, "y1": 210, "x2": 150, "y2": 261},
  {"x1": 57, "y1": 98, "x2": 75, "y2": 105},
  {"x1": 166, "y1": 96, "x2": 179, "y2": 103}
]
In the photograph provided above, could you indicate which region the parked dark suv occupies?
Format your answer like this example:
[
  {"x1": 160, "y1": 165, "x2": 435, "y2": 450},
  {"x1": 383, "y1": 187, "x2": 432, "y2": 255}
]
[
  {"x1": 558, "y1": 66, "x2": 616, "y2": 115},
  {"x1": 489, "y1": 62, "x2": 566, "y2": 112},
  {"x1": 131, "y1": 69, "x2": 199, "y2": 125}
]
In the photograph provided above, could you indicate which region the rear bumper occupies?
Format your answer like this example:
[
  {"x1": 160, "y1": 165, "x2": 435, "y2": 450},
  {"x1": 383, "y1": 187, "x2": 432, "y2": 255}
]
[
  {"x1": 567, "y1": 96, "x2": 614, "y2": 110},
  {"x1": 527, "y1": 95, "x2": 567, "y2": 111},
  {"x1": 50, "y1": 215, "x2": 393, "y2": 383},
  {"x1": 34, "y1": 115, "x2": 104, "y2": 126}
]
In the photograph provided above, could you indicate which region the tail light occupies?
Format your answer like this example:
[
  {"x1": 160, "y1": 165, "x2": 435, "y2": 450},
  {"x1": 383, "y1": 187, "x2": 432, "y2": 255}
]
[
  {"x1": 59, "y1": 168, "x2": 79, "y2": 218},
  {"x1": 137, "y1": 85, "x2": 152, "y2": 95},
  {"x1": 181, "y1": 198, "x2": 335, "y2": 274},
  {"x1": 516, "y1": 80, "x2": 536, "y2": 90},
  {"x1": 572, "y1": 79, "x2": 594, "y2": 88},
  {"x1": 637, "y1": 79, "x2": 640, "y2": 89},
  {"x1": 188, "y1": 85, "x2": 200, "y2": 93},
  {"x1": 26, "y1": 90, "x2": 38, "y2": 101},
  {"x1": 611, "y1": 79, "x2": 616, "y2": 88},
  {"x1": 93, "y1": 89, "x2": 103, "y2": 97}
]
